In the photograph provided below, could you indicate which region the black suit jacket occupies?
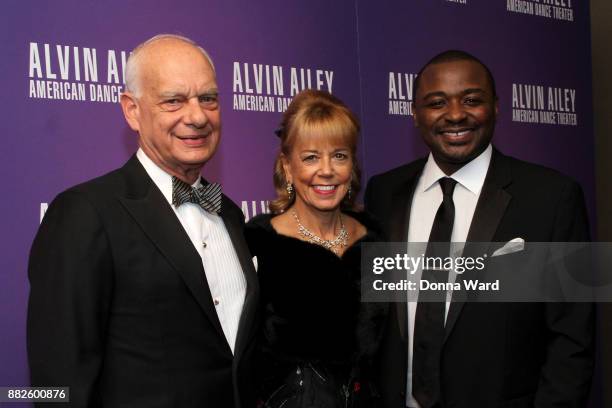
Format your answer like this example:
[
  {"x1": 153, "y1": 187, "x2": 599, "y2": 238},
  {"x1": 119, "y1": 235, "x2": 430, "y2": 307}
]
[
  {"x1": 364, "y1": 149, "x2": 594, "y2": 408},
  {"x1": 27, "y1": 156, "x2": 259, "y2": 408}
]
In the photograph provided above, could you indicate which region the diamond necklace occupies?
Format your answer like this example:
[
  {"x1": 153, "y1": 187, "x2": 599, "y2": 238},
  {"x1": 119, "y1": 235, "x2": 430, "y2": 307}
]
[{"x1": 291, "y1": 210, "x2": 349, "y2": 255}]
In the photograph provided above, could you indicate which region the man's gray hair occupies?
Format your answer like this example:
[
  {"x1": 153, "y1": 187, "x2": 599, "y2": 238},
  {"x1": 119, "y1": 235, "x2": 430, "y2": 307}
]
[{"x1": 124, "y1": 34, "x2": 216, "y2": 97}]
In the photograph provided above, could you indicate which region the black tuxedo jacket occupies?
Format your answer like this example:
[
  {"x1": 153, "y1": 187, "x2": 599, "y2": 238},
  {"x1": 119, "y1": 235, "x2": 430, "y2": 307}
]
[
  {"x1": 27, "y1": 156, "x2": 259, "y2": 408},
  {"x1": 364, "y1": 150, "x2": 594, "y2": 408}
]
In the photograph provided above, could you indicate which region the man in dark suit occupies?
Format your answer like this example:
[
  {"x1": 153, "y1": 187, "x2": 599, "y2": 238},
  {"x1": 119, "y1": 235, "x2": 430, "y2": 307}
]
[
  {"x1": 365, "y1": 50, "x2": 594, "y2": 408},
  {"x1": 27, "y1": 34, "x2": 258, "y2": 407}
]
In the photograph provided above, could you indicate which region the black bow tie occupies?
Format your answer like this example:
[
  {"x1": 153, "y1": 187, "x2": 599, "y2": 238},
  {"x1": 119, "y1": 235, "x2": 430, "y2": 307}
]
[{"x1": 171, "y1": 176, "x2": 222, "y2": 215}]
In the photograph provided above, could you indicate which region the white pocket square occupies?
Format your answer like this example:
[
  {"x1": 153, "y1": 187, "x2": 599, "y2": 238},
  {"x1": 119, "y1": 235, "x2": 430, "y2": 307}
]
[
  {"x1": 491, "y1": 238, "x2": 525, "y2": 257},
  {"x1": 252, "y1": 256, "x2": 258, "y2": 273}
]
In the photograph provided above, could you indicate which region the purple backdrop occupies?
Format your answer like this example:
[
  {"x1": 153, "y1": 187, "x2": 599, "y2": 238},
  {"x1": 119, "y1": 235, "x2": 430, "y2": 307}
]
[{"x1": 0, "y1": 0, "x2": 595, "y2": 401}]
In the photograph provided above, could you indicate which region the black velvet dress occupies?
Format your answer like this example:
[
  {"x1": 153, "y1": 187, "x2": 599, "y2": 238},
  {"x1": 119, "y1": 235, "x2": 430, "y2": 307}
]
[{"x1": 245, "y1": 213, "x2": 385, "y2": 408}]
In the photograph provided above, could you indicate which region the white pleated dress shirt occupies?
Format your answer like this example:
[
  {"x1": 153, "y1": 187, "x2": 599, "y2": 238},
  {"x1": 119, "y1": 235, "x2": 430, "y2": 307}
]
[
  {"x1": 137, "y1": 149, "x2": 246, "y2": 354},
  {"x1": 405, "y1": 144, "x2": 492, "y2": 407}
]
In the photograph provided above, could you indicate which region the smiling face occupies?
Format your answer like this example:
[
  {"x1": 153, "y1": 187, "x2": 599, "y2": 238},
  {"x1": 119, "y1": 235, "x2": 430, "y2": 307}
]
[
  {"x1": 121, "y1": 39, "x2": 220, "y2": 183},
  {"x1": 412, "y1": 59, "x2": 498, "y2": 174},
  {"x1": 283, "y1": 131, "x2": 353, "y2": 215}
]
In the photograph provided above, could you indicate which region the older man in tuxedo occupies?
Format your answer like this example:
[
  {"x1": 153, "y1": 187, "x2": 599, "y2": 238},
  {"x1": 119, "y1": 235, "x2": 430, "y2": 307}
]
[
  {"x1": 27, "y1": 34, "x2": 258, "y2": 407},
  {"x1": 365, "y1": 50, "x2": 594, "y2": 408}
]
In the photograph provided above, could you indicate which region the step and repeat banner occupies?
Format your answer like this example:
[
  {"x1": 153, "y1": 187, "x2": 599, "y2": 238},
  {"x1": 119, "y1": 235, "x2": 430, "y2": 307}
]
[{"x1": 0, "y1": 0, "x2": 593, "y2": 396}]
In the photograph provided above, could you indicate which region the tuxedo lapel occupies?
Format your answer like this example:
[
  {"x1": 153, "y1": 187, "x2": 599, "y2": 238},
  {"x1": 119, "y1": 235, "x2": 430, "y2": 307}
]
[
  {"x1": 388, "y1": 177, "x2": 419, "y2": 242},
  {"x1": 117, "y1": 157, "x2": 228, "y2": 343},
  {"x1": 444, "y1": 150, "x2": 513, "y2": 342},
  {"x1": 464, "y1": 152, "x2": 513, "y2": 244},
  {"x1": 220, "y1": 198, "x2": 259, "y2": 360},
  {"x1": 390, "y1": 167, "x2": 423, "y2": 341}
]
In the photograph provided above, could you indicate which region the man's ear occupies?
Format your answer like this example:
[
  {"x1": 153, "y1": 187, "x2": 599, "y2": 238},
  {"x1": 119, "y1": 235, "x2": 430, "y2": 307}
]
[
  {"x1": 412, "y1": 102, "x2": 419, "y2": 127},
  {"x1": 494, "y1": 96, "x2": 499, "y2": 118},
  {"x1": 120, "y1": 92, "x2": 140, "y2": 132}
]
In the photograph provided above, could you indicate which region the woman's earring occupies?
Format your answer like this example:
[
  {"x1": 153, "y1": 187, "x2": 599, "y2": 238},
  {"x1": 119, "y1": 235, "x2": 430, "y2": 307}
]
[
  {"x1": 286, "y1": 182, "x2": 294, "y2": 198},
  {"x1": 347, "y1": 184, "x2": 352, "y2": 200}
]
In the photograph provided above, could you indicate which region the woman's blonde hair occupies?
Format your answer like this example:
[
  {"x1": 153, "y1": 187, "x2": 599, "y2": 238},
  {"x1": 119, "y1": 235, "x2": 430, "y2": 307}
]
[{"x1": 269, "y1": 89, "x2": 361, "y2": 214}]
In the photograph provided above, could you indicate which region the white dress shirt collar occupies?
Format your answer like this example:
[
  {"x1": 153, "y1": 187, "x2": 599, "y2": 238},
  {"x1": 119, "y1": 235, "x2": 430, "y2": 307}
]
[
  {"x1": 419, "y1": 143, "x2": 493, "y2": 196},
  {"x1": 136, "y1": 148, "x2": 202, "y2": 205}
]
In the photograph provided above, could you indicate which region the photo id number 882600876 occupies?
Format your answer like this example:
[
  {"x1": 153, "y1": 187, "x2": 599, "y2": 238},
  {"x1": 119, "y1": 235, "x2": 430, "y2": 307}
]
[{"x1": 1, "y1": 387, "x2": 69, "y2": 402}]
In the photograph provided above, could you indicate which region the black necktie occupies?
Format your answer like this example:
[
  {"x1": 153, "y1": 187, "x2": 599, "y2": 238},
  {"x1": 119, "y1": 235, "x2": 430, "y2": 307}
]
[
  {"x1": 413, "y1": 177, "x2": 457, "y2": 408},
  {"x1": 172, "y1": 176, "x2": 222, "y2": 215}
]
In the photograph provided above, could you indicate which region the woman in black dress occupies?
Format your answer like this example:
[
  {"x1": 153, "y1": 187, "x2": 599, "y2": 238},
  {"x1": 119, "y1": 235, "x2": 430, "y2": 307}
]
[{"x1": 246, "y1": 90, "x2": 385, "y2": 408}]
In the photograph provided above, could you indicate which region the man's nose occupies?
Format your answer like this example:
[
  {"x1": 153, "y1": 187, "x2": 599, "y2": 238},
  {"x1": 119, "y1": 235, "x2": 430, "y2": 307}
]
[
  {"x1": 184, "y1": 98, "x2": 209, "y2": 128},
  {"x1": 445, "y1": 100, "x2": 467, "y2": 123}
]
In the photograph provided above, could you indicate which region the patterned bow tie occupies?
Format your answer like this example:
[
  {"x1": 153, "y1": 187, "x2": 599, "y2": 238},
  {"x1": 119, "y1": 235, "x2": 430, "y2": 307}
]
[{"x1": 172, "y1": 176, "x2": 222, "y2": 215}]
